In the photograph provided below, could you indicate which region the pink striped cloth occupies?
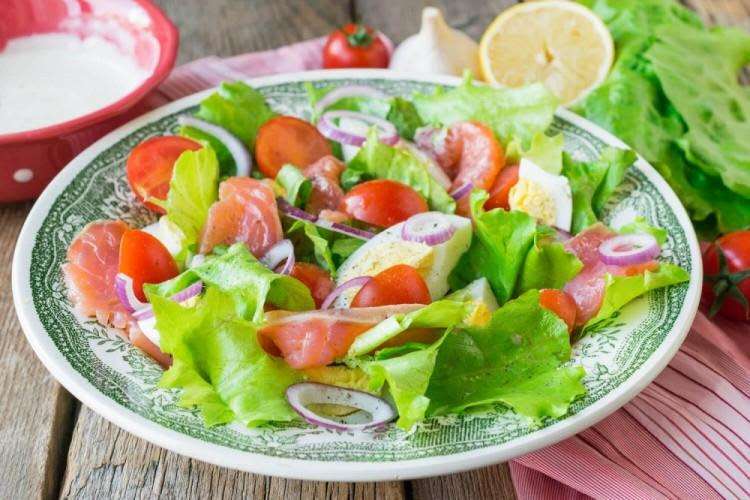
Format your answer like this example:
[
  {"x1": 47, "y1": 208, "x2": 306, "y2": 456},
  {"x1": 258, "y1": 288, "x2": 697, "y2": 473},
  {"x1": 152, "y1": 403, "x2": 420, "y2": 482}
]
[{"x1": 138, "y1": 38, "x2": 750, "y2": 499}]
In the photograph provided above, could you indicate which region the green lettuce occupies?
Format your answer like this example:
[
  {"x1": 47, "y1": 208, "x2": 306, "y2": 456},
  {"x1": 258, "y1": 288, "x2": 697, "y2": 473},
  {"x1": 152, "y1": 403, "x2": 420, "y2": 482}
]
[
  {"x1": 506, "y1": 132, "x2": 565, "y2": 174},
  {"x1": 155, "y1": 147, "x2": 219, "y2": 259},
  {"x1": 577, "y1": 0, "x2": 750, "y2": 236},
  {"x1": 516, "y1": 235, "x2": 583, "y2": 294},
  {"x1": 345, "y1": 128, "x2": 456, "y2": 213},
  {"x1": 449, "y1": 190, "x2": 537, "y2": 303},
  {"x1": 286, "y1": 220, "x2": 336, "y2": 274},
  {"x1": 426, "y1": 290, "x2": 586, "y2": 419},
  {"x1": 276, "y1": 164, "x2": 312, "y2": 207},
  {"x1": 145, "y1": 243, "x2": 314, "y2": 323},
  {"x1": 583, "y1": 263, "x2": 690, "y2": 333},
  {"x1": 561, "y1": 147, "x2": 636, "y2": 234},
  {"x1": 618, "y1": 216, "x2": 667, "y2": 245},
  {"x1": 413, "y1": 72, "x2": 558, "y2": 146},
  {"x1": 154, "y1": 287, "x2": 301, "y2": 427}
]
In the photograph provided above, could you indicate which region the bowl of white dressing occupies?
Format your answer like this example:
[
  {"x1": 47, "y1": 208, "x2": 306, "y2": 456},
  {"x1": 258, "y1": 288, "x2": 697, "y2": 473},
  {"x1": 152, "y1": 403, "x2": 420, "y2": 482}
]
[{"x1": 0, "y1": 0, "x2": 178, "y2": 202}]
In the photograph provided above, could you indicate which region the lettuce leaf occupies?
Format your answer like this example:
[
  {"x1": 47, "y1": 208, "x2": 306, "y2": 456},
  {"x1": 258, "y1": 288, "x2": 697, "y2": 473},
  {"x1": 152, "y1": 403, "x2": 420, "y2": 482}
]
[
  {"x1": 516, "y1": 235, "x2": 583, "y2": 294},
  {"x1": 145, "y1": 243, "x2": 314, "y2": 323},
  {"x1": 345, "y1": 128, "x2": 456, "y2": 213},
  {"x1": 617, "y1": 216, "x2": 667, "y2": 245},
  {"x1": 506, "y1": 132, "x2": 565, "y2": 174},
  {"x1": 286, "y1": 220, "x2": 336, "y2": 274},
  {"x1": 426, "y1": 290, "x2": 586, "y2": 419},
  {"x1": 193, "y1": 81, "x2": 275, "y2": 150},
  {"x1": 179, "y1": 126, "x2": 236, "y2": 177},
  {"x1": 449, "y1": 190, "x2": 537, "y2": 303},
  {"x1": 154, "y1": 287, "x2": 301, "y2": 427},
  {"x1": 413, "y1": 72, "x2": 558, "y2": 146},
  {"x1": 156, "y1": 147, "x2": 219, "y2": 259},
  {"x1": 561, "y1": 147, "x2": 636, "y2": 234},
  {"x1": 276, "y1": 164, "x2": 312, "y2": 207},
  {"x1": 583, "y1": 263, "x2": 690, "y2": 332}
]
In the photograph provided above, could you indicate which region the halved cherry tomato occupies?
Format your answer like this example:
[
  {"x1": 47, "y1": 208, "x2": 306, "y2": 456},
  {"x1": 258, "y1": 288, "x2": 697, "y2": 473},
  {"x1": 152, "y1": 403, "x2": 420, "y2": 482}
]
[
  {"x1": 322, "y1": 23, "x2": 390, "y2": 69},
  {"x1": 255, "y1": 116, "x2": 332, "y2": 178},
  {"x1": 118, "y1": 229, "x2": 179, "y2": 301},
  {"x1": 539, "y1": 288, "x2": 577, "y2": 334},
  {"x1": 485, "y1": 164, "x2": 520, "y2": 211},
  {"x1": 340, "y1": 179, "x2": 428, "y2": 228},
  {"x1": 289, "y1": 262, "x2": 334, "y2": 309},
  {"x1": 126, "y1": 136, "x2": 202, "y2": 213},
  {"x1": 352, "y1": 264, "x2": 431, "y2": 307}
]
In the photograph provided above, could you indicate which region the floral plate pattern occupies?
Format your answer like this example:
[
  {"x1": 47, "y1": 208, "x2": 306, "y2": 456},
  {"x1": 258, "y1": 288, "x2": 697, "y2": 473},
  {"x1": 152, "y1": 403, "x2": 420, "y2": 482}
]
[{"x1": 12, "y1": 70, "x2": 702, "y2": 481}]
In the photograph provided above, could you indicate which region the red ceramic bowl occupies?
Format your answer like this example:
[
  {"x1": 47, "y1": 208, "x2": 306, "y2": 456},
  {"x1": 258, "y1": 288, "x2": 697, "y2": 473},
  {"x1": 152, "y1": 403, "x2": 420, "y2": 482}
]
[{"x1": 0, "y1": 0, "x2": 178, "y2": 203}]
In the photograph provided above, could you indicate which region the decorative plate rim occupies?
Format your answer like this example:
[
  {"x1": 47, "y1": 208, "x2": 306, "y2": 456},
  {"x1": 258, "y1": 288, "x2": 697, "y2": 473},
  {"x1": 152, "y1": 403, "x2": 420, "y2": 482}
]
[{"x1": 12, "y1": 69, "x2": 702, "y2": 481}]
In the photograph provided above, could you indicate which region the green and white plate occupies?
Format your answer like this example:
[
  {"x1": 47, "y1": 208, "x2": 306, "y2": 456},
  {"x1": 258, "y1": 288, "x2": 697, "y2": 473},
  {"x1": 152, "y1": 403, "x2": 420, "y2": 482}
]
[{"x1": 12, "y1": 70, "x2": 702, "y2": 481}]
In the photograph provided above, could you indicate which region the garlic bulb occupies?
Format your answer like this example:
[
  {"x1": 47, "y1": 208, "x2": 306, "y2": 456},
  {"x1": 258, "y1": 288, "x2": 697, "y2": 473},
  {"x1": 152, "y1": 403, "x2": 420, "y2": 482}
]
[{"x1": 389, "y1": 7, "x2": 480, "y2": 76}]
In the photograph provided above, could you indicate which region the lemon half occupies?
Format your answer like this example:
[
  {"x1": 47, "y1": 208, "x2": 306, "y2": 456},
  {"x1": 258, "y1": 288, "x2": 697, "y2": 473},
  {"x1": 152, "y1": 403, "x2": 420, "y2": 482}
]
[{"x1": 479, "y1": 1, "x2": 614, "y2": 106}]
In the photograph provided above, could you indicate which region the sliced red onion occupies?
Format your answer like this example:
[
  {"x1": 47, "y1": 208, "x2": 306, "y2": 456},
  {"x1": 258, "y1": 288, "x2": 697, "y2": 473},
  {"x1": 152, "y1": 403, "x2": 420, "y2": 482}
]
[
  {"x1": 131, "y1": 281, "x2": 204, "y2": 322},
  {"x1": 286, "y1": 382, "x2": 395, "y2": 431},
  {"x1": 314, "y1": 85, "x2": 387, "y2": 115},
  {"x1": 450, "y1": 182, "x2": 473, "y2": 200},
  {"x1": 554, "y1": 227, "x2": 572, "y2": 242},
  {"x1": 317, "y1": 110, "x2": 399, "y2": 146},
  {"x1": 598, "y1": 233, "x2": 660, "y2": 266},
  {"x1": 277, "y1": 197, "x2": 318, "y2": 223},
  {"x1": 320, "y1": 276, "x2": 372, "y2": 310},
  {"x1": 115, "y1": 273, "x2": 149, "y2": 313},
  {"x1": 178, "y1": 115, "x2": 252, "y2": 176},
  {"x1": 397, "y1": 140, "x2": 452, "y2": 190},
  {"x1": 401, "y1": 212, "x2": 456, "y2": 246},
  {"x1": 261, "y1": 239, "x2": 295, "y2": 275}
]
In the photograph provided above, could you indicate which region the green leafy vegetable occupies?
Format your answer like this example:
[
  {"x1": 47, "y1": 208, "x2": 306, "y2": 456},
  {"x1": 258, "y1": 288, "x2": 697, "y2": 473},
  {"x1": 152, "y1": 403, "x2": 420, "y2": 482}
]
[
  {"x1": 276, "y1": 164, "x2": 312, "y2": 207},
  {"x1": 287, "y1": 220, "x2": 336, "y2": 274},
  {"x1": 577, "y1": 0, "x2": 750, "y2": 236},
  {"x1": 506, "y1": 132, "x2": 565, "y2": 174},
  {"x1": 346, "y1": 128, "x2": 456, "y2": 213},
  {"x1": 516, "y1": 235, "x2": 583, "y2": 294},
  {"x1": 154, "y1": 147, "x2": 219, "y2": 259},
  {"x1": 583, "y1": 263, "x2": 690, "y2": 332},
  {"x1": 426, "y1": 291, "x2": 586, "y2": 419},
  {"x1": 386, "y1": 97, "x2": 424, "y2": 140},
  {"x1": 179, "y1": 126, "x2": 236, "y2": 177},
  {"x1": 561, "y1": 147, "x2": 636, "y2": 234},
  {"x1": 449, "y1": 190, "x2": 536, "y2": 303},
  {"x1": 154, "y1": 287, "x2": 301, "y2": 427},
  {"x1": 193, "y1": 81, "x2": 275, "y2": 149},
  {"x1": 145, "y1": 243, "x2": 314, "y2": 323},
  {"x1": 331, "y1": 238, "x2": 364, "y2": 265},
  {"x1": 618, "y1": 216, "x2": 667, "y2": 245},
  {"x1": 413, "y1": 72, "x2": 559, "y2": 146}
]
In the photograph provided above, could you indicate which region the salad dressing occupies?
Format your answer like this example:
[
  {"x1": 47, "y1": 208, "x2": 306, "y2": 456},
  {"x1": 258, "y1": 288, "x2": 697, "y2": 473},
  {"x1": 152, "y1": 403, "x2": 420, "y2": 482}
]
[{"x1": 0, "y1": 33, "x2": 148, "y2": 135}]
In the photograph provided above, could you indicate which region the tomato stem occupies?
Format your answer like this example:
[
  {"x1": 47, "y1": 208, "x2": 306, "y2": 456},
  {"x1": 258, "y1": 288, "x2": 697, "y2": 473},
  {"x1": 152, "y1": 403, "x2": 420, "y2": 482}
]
[
  {"x1": 346, "y1": 24, "x2": 374, "y2": 47},
  {"x1": 705, "y1": 246, "x2": 750, "y2": 318}
]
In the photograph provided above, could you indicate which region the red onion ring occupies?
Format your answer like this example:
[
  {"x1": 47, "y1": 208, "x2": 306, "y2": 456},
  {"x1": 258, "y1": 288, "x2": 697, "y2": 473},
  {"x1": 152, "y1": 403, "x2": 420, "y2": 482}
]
[
  {"x1": 131, "y1": 281, "x2": 205, "y2": 322},
  {"x1": 177, "y1": 115, "x2": 252, "y2": 176},
  {"x1": 277, "y1": 198, "x2": 318, "y2": 223},
  {"x1": 285, "y1": 382, "x2": 395, "y2": 431},
  {"x1": 450, "y1": 182, "x2": 473, "y2": 201},
  {"x1": 320, "y1": 276, "x2": 372, "y2": 310},
  {"x1": 115, "y1": 273, "x2": 149, "y2": 313},
  {"x1": 261, "y1": 239, "x2": 295, "y2": 275},
  {"x1": 401, "y1": 212, "x2": 456, "y2": 246},
  {"x1": 314, "y1": 85, "x2": 387, "y2": 115},
  {"x1": 317, "y1": 110, "x2": 399, "y2": 146},
  {"x1": 598, "y1": 233, "x2": 660, "y2": 266}
]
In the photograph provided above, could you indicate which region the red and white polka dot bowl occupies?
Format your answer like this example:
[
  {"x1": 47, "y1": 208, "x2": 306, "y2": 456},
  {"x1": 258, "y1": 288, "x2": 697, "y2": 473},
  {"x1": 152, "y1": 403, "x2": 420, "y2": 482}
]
[{"x1": 0, "y1": 0, "x2": 178, "y2": 203}]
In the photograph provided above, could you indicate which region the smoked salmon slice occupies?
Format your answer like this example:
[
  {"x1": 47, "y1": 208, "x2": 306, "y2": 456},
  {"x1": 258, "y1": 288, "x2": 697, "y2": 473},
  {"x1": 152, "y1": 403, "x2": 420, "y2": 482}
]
[
  {"x1": 302, "y1": 155, "x2": 346, "y2": 216},
  {"x1": 198, "y1": 177, "x2": 283, "y2": 257},
  {"x1": 63, "y1": 219, "x2": 131, "y2": 327},
  {"x1": 258, "y1": 305, "x2": 421, "y2": 369}
]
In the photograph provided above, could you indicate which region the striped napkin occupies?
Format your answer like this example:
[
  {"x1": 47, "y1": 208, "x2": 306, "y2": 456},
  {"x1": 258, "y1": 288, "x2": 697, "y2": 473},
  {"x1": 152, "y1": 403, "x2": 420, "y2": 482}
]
[{"x1": 140, "y1": 37, "x2": 750, "y2": 499}]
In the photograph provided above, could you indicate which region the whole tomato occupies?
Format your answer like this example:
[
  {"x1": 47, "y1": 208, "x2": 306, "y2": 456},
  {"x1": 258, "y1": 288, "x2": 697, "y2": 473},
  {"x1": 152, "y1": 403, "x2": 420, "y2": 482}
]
[
  {"x1": 702, "y1": 231, "x2": 750, "y2": 321},
  {"x1": 323, "y1": 23, "x2": 390, "y2": 69}
]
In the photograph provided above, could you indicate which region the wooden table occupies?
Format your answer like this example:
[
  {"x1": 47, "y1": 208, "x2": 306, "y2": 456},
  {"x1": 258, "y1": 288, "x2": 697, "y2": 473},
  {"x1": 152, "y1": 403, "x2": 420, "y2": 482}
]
[{"x1": 2, "y1": 1, "x2": 748, "y2": 498}]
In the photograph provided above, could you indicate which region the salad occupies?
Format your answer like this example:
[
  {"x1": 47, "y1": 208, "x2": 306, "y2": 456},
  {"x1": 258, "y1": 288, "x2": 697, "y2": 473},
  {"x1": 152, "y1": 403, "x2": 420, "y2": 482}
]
[{"x1": 63, "y1": 76, "x2": 689, "y2": 431}]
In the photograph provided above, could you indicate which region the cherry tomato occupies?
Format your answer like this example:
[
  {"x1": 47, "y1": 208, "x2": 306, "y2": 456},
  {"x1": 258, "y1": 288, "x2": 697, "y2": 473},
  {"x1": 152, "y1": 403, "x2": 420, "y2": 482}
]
[
  {"x1": 539, "y1": 288, "x2": 577, "y2": 334},
  {"x1": 485, "y1": 164, "x2": 520, "y2": 211},
  {"x1": 126, "y1": 136, "x2": 202, "y2": 213},
  {"x1": 702, "y1": 231, "x2": 750, "y2": 321},
  {"x1": 255, "y1": 116, "x2": 332, "y2": 179},
  {"x1": 352, "y1": 264, "x2": 431, "y2": 307},
  {"x1": 118, "y1": 229, "x2": 179, "y2": 301},
  {"x1": 323, "y1": 23, "x2": 390, "y2": 69},
  {"x1": 340, "y1": 179, "x2": 428, "y2": 228},
  {"x1": 289, "y1": 262, "x2": 334, "y2": 309}
]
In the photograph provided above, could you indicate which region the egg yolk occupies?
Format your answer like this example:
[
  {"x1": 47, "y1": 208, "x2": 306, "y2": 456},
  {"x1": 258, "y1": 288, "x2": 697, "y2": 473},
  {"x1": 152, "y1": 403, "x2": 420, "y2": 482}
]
[{"x1": 508, "y1": 178, "x2": 557, "y2": 226}]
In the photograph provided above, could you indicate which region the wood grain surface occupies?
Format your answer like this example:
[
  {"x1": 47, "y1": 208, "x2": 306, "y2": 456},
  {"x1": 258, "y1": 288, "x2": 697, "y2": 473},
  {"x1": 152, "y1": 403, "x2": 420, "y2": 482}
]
[{"x1": 1, "y1": 1, "x2": 748, "y2": 499}]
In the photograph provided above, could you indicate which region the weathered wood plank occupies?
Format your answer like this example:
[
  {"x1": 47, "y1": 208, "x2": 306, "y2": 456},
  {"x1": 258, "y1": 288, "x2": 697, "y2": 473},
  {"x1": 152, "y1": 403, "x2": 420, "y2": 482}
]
[
  {"x1": 60, "y1": 406, "x2": 405, "y2": 500},
  {"x1": 0, "y1": 202, "x2": 77, "y2": 500},
  {"x1": 154, "y1": 0, "x2": 352, "y2": 64},
  {"x1": 410, "y1": 465, "x2": 517, "y2": 500},
  {"x1": 683, "y1": 0, "x2": 750, "y2": 30}
]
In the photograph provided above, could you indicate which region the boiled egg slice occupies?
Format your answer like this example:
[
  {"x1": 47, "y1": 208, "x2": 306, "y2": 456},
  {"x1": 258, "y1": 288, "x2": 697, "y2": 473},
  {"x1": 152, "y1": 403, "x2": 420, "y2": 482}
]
[{"x1": 508, "y1": 158, "x2": 572, "y2": 231}]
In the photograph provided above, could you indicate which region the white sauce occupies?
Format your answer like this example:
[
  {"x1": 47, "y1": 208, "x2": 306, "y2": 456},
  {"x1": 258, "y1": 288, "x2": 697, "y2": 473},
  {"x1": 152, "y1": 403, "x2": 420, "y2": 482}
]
[{"x1": 0, "y1": 33, "x2": 149, "y2": 135}]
